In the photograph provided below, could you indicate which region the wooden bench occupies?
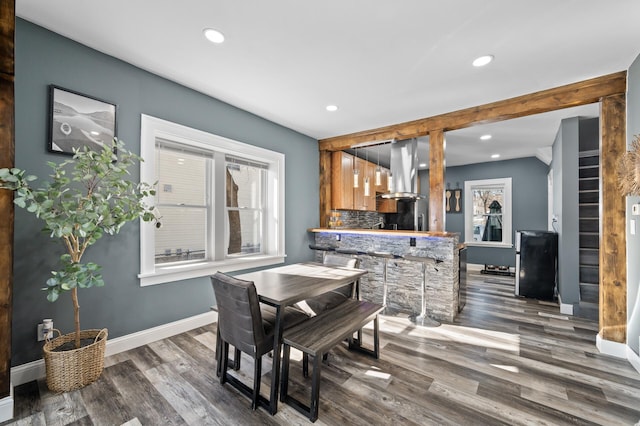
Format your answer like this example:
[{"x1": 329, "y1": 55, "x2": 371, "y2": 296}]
[{"x1": 279, "y1": 299, "x2": 384, "y2": 422}]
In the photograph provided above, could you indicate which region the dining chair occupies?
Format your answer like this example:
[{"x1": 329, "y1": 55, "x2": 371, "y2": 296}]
[
  {"x1": 302, "y1": 254, "x2": 359, "y2": 315},
  {"x1": 211, "y1": 272, "x2": 273, "y2": 409},
  {"x1": 211, "y1": 272, "x2": 310, "y2": 409}
]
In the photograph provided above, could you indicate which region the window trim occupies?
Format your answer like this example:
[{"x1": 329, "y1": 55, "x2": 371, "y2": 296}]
[
  {"x1": 464, "y1": 177, "x2": 513, "y2": 248},
  {"x1": 139, "y1": 114, "x2": 285, "y2": 286}
]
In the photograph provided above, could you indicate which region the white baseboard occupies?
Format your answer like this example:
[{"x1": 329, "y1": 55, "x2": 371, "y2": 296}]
[
  {"x1": 10, "y1": 311, "x2": 218, "y2": 388},
  {"x1": 559, "y1": 303, "x2": 574, "y2": 315},
  {"x1": 628, "y1": 345, "x2": 640, "y2": 375},
  {"x1": 596, "y1": 332, "x2": 628, "y2": 359},
  {"x1": 104, "y1": 311, "x2": 217, "y2": 357},
  {"x1": 467, "y1": 263, "x2": 483, "y2": 272},
  {"x1": 0, "y1": 389, "x2": 13, "y2": 423}
]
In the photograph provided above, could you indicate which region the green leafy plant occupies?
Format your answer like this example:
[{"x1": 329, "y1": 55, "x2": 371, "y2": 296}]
[{"x1": 0, "y1": 139, "x2": 157, "y2": 348}]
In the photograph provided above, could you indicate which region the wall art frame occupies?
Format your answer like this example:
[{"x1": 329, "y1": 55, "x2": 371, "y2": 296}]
[{"x1": 48, "y1": 85, "x2": 117, "y2": 155}]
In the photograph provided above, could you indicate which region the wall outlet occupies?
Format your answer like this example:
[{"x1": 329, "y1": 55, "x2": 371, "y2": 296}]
[
  {"x1": 37, "y1": 323, "x2": 45, "y2": 341},
  {"x1": 632, "y1": 204, "x2": 640, "y2": 216},
  {"x1": 37, "y1": 319, "x2": 54, "y2": 341}
]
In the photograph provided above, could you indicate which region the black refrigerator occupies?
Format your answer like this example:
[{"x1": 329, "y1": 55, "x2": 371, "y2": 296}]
[{"x1": 515, "y1": 230, "x2": 558, "y2": 301}]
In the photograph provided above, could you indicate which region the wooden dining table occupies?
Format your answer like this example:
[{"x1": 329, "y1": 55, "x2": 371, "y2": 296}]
[{"x1": 236, "y1": 261, "x2": 367, "y2": 415}]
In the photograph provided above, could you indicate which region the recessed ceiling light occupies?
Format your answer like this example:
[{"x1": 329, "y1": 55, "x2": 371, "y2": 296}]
[
  {"x1": 491, "y1": 154, "x2": 500, "y2": 159},
  {"x1": 473, "y1": 55, "x2": 494, "y2": 67},
  {"x1": 203, "y1": 28, "x2": 225, "y2": 44},
  {"x1": 326, "y1": 105, "x2": 338, "y2": 112},
  {"x1": 480, "y1": 134, "x2": 492, "y2": 141}
]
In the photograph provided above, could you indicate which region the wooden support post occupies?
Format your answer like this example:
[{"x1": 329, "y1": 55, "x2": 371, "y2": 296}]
[
  {"x1": 319, "y1": 150, "x2": 331, "y2": 228},
  {"x1": 429, "y1": 129, "x2": 445, "y2": 232},
  {"x1": 599, "y1": 94, "x2": 627, "y2": 343},
  {"x1": 0, "y1": 0, "x2": 15, "y2": 401}
]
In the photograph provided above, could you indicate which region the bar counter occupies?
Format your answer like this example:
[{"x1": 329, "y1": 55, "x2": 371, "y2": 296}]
[
  {"x1": 308, "y1": 228, "x2": 462, "y2": 322},
  {"x1": 307, "y1": 228, "x2": 458, "y2": 238}
]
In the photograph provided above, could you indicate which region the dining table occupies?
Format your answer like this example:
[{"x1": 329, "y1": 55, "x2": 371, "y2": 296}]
[{"x1": 235, "y1": 261, "x2": 367, "y2": 415}]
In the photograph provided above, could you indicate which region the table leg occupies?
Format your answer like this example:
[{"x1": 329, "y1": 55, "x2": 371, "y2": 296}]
[
  {"x1": 356, "y1": 278, "x2": 363, "y2": 344},
  {"x1": 269, "y1": 305, "x2": 284, "y2": 415}
]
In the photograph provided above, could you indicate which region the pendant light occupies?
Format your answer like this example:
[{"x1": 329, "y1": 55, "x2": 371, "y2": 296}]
[
  {"x1": 375, "y1": 145, "x2": 382, "y2": 186},
  {"x1": 364, "y1": 149, "x2": 370, "y2": 196},
  {"x1": 353, "y1": 146, "x2": 359, "y2": 188},
  {"x1": 387, "y1": 172, "x2": 393, "y2": 192}
]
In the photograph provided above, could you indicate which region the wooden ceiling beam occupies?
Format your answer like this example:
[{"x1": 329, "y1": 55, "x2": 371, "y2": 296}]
[{"x1": 318, "y1": 71, "x2": 627, "y2": 151}]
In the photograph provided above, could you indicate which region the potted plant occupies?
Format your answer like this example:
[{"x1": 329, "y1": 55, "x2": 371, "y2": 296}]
[{"x1": 0, "y1": 139, "x2": 157, "y2": 392}]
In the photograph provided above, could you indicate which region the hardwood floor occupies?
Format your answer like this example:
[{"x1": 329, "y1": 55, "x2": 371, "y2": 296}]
[{"x1": 4, "y1": 272, "x2": 640, "y2": 425}]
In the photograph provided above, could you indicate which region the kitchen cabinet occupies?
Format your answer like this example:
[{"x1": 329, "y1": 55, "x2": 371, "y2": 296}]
[
  {"x1": 331, "y1": 151, "x2": 355, "y2": 210},
  {"x1": 374, "y1": 166, "x2": 397, "y2": 213},
  {"x1": 377, "y1": 198, "x2": 397, "y2": 213},
  {"x1": 331, "y1": 151, "x2": 376, "y2": 211}
]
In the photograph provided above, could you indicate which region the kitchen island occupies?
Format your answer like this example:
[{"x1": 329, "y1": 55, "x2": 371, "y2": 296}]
[{"x1": 308, "y1": 228, "x2": 462, "y2": 322}]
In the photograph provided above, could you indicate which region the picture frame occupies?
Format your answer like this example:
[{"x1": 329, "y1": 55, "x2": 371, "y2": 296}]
[
  {"x1": 445, "y1": 188, "x2": 463, "y2": 213},
  {"x1": 48, "y1": 85, "x2": 117, "y2": 155}
]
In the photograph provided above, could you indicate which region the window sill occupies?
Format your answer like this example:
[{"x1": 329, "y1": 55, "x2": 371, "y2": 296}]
[
  {"x1": 464, "y1": 242, "x2": 513, "y2": 249},
  {"x1": 139, "y1": 255, "x2": 286, "y2": 286}
]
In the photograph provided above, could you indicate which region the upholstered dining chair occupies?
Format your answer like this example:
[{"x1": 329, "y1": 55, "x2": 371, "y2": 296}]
[
  {"x1": 302, "y1": 254, "x2": 359, "y2": 315},
  {"x1": 211, "y1": 271, "x2": 309, "y2": 410}
]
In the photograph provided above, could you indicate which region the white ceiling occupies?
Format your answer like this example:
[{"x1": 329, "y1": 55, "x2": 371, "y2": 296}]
[{"x1": 16, "y1": 1, "x2": 640, "y2": 166}]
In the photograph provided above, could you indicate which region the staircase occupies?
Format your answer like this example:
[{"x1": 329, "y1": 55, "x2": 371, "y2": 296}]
[{"x1": 578, "y1": 151, "x2": 599, "y2": 320}]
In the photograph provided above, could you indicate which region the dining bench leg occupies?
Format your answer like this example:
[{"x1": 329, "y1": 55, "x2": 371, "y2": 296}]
[
  {"x1": 348, "y1": 315, "x2": 380, "y2": 359},
  {"x1": 280, "y1": 344, "x2": 291, "y2": 402},
  {"x1": 280, "y1": 345, "x2": 323, "y2": 423},
  {"x1": 309, "y1": 354, "x2": 322, "y2": 422}
]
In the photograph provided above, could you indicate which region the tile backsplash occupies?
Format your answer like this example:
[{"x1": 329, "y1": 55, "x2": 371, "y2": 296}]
[{"x1": 332, "y1": 210, "x2": 384, "y2": 229}]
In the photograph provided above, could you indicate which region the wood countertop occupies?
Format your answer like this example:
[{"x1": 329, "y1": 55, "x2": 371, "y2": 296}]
[{"x1": 308, "y1": 227, "x2": 459, "y2": 239}]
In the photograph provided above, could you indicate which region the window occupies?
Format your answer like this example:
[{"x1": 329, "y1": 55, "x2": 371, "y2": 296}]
[
  {"x1": 464, "y1": 177, "x2": 512, "y2": 247},
  {"x1": 139, "y1": 115, "x2": 285, "y2": 286},
  {"x1": 225, "y1": 156, "x2": 267, "y2": 257},
  {"x1": 155, "y1": 141, "x2": 211, "y2": 264}
]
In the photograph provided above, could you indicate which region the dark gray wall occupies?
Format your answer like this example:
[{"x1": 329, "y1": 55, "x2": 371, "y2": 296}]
[
  {"x1": 422, "y1": 157, "x2": 549, "y2": 266},
  {"x1": 13, "y1": 19, "x2": 318, "y2": 365},
  {"x1": 579, "y1": 117, "x2": 599, "y2": 152},
  {"x1": 626, "y1": 53, "x2": 640, "y2": 355},
  {"x1": 551, "y1": 117, "x2": 580, "y2": 309}
]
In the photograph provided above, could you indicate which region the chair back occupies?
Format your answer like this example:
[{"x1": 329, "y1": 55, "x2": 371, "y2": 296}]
[
  {"x1": 323, "y1": 254, "x2": 359, "y2": 298},
  {"x1": 211, "y1": 272, "x2": 268, "y2": 356},
  {"x1": 323, "y1": 254, "x2": 359, "y2": 269}
]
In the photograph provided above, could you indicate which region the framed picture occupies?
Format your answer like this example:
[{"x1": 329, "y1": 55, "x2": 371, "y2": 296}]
[
  {"x1": 445, "y1": 188, "x2": 463, "y2": 213},
  {"x1": 48, "y1": 85, "x2": 117, "y2": 155}
]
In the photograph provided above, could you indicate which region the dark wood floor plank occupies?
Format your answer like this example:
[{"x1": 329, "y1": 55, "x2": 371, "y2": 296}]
[
  {"x1": 144, "y1": 361, "x2": 229, "y2": 425},
  {"x1": 8, "y1": 380, "x2": 40, "y2": 421},
  {"x1": 64, "y1": 416, "x2": 93, "y2": 426},
  {"x1": 78, "y1": 368, "x2": 134, "y2": 426},
  {"x1": 103, "y1": 359, "x2": 185, "y2": 425},
  {"x1": 3, "y1": 412, "x2": 46, "y2": 426},
  {"x1": 38, "y1": 385, "x2": 89, "y2": 426}
]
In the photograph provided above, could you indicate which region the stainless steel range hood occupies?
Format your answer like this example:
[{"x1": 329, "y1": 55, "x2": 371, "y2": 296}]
[{"x1": 380, "y1": 138, "x2": 426, "y2": 200}]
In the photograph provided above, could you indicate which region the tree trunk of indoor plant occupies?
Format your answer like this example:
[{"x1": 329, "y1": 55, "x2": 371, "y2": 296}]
[{"x1": 71, "y1": 287, "x2": 81, "y2": 349}]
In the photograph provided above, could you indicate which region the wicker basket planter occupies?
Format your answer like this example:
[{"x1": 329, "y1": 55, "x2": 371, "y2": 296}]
[{"x1": 43, "y1": 328, "x2": 108, "y2": 392}]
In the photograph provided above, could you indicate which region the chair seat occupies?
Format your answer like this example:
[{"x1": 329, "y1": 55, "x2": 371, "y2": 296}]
[{"x1": 260, "y1": 304, "x2": 311, "y2": 335}]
